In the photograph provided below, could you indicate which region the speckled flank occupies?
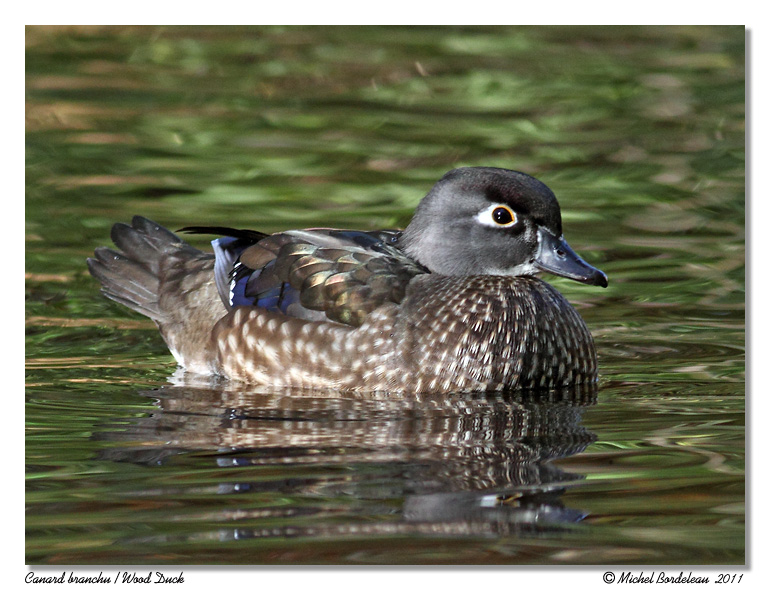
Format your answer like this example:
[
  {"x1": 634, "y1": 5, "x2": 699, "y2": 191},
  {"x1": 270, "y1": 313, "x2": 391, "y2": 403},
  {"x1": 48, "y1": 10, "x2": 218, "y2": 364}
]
[
  {"x1": 211, "y1": 275, "x2": 596, "y2": 393},
  {"x1": 213, "y1": 304, "x2": 395, "y2": 390}
]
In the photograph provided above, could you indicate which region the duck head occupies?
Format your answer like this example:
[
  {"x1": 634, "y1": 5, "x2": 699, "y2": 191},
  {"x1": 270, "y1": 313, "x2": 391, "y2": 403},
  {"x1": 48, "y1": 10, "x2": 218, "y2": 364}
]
[{"x1": 399, "y1": 167, "x2": 608, "y2": 287}]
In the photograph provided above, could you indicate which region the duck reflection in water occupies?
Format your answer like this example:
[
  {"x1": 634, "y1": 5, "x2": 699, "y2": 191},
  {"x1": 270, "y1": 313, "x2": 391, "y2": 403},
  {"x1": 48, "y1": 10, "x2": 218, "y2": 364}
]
[{"x1": 97, "y1": 376, "x2": 598, "y2": 541}]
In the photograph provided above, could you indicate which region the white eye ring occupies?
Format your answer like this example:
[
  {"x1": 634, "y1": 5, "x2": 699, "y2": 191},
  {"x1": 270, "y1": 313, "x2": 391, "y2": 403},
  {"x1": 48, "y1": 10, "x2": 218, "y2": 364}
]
[{"x1": 475, "y1": 203, "x2": 517, "y2": 228}]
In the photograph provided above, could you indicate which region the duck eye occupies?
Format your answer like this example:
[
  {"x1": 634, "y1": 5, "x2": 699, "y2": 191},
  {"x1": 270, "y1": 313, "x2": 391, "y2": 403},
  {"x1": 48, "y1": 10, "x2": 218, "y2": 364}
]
[
  {"x1": 474, "y1": 203, "x2": 519, "y2": 228},
  {"x1": 492, "y1": 206, "x2": 516, "y2": 226}
]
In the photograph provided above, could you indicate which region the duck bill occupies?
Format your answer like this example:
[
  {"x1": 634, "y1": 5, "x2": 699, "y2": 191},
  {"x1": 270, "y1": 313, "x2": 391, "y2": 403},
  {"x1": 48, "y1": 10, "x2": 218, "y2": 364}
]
[{"x1": 534, "y1": 228, "x2": 608, "y2": 287}]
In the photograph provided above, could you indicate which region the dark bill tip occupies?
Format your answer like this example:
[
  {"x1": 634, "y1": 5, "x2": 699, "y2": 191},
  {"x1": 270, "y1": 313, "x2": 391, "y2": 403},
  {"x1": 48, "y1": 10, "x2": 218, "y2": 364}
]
[{"x1": 535, "y1": 228, "x2": 608, "y2": 288}]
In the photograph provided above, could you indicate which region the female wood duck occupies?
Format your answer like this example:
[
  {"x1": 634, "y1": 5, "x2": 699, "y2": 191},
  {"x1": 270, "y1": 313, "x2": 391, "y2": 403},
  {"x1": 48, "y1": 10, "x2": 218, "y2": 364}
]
[{"x1": 88, "y1": 167, "x2": 607, "y2": 393}]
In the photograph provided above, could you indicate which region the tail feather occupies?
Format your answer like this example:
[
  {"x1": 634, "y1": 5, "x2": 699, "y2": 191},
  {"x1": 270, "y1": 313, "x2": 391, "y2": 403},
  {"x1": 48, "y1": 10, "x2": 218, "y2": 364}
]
[
  {"x1": 88, "y1": 246, "x2": 163, "y2": 320},
  {"x1": 87, "y1": 216, "x2": 187, "y2": 321},
  {"x1": 109, "y1": 218, "x2": 183, "y2": 277},
  {"x1": 88, "y1": 216, "x2": 225, "y2": 374}
]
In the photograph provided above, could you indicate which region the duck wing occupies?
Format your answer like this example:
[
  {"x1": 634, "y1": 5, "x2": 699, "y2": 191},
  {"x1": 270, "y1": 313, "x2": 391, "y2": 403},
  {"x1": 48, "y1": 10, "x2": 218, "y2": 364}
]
[{"x1": 180, "y1": 226, "x2": 428, "y2": 327}]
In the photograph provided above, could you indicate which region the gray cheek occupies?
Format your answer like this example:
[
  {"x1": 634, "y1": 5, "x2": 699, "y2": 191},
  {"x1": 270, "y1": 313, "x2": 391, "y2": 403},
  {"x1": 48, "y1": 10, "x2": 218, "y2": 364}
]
[
  {"x1": 479, "y1": 226, "x2": 536, "y2": 275},
  {"x1": 480, "y1": 228, "x2": 517, "y2": 257},
  {"x1": 524, "y1": 225, "x2": 539, "y2": 259}
]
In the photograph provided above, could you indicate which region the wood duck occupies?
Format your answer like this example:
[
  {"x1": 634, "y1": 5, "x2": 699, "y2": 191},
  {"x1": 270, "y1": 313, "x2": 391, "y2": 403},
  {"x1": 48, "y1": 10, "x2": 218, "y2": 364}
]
[{"x1": 88, "y1": 166, "x2": 607, "y2": 393}]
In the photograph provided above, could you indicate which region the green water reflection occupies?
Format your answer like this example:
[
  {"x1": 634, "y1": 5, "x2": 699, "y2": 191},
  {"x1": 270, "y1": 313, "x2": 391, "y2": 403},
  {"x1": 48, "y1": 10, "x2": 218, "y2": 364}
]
[{"x1": 26, "y1": 26, "x2": 744, "y2": 565}]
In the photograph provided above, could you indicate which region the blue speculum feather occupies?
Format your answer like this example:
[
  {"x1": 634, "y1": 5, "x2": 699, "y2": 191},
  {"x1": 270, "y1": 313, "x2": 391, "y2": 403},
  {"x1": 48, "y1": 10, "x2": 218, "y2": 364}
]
[
  {"x1": 229, "y1": 262, "x2": 252, "y2": 307},
  {"x1": 245, "y1": 282, "x2": 298, "y2": 314},
  {"x1": 226, "y1": 256, "x2": 298, "y2": 314},
  {"x1": 213, "y1": 235, "x2": 302, "y2": 313}
]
